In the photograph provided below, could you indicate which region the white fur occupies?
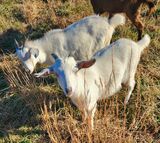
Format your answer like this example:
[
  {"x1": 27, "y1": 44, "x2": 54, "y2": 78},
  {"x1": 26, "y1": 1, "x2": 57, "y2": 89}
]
[
  {"x1": 16, "y1": 14, "x2": 125, "y2": 73},
  {"x1": 35, "y1": 34, "x2": 150, "y2": 129}
]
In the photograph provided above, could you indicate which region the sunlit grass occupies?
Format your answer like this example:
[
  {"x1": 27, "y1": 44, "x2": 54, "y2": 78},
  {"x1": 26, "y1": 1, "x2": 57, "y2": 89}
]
[{"x1": 0, "y1": 0, "x2": 160, "y2": 142}]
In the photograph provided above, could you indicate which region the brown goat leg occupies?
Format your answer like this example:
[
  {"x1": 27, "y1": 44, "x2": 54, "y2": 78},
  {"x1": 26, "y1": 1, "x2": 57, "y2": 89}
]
[
  {"x1": 127, "y1": 11, "x2": 144, "y2": 40},
  {"x1": 148, "y1": 6, "x2": 156, "y2": 16},
  {"x1": 108, "y1": 13, "x2": 114, "y2": 19},
  {"x1": 145, "y1": 0, "x2": 156, "y2": 15}
]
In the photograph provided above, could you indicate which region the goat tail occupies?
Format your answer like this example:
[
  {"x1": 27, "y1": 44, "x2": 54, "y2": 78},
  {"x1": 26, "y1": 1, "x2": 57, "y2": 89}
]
[
  {"x1": 137, "y1": 34, "x2": 151, "y2": 51},
  {"x1": 109, "y1": 14, "x2": 125, "y2": 28}
]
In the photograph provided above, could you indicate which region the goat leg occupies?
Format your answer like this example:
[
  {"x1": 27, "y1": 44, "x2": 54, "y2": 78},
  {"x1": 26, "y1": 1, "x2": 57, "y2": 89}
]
[
  {"x1": 127, "y1": 10, "x2": 144, "y2": 40},
  {"x1": 145, "y1": 0, "x2": 157, "y2": 15}
]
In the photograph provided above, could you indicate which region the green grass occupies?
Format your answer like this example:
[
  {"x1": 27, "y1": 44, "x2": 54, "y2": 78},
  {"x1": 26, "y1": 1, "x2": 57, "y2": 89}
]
[{"x1": 0, "y1": 0, "x2": 160, "y2": 142}]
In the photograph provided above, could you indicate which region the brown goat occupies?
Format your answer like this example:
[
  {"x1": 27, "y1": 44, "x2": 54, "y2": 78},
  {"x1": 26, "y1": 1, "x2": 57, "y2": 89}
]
[{"x1": 90, "y1": 0, "x2": 157, "y2": 40}]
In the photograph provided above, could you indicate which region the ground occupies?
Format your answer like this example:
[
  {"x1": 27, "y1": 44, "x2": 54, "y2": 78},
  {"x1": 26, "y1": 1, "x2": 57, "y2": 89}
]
[{"x1": 0, "y1": 0, "x2": 160, "y2": 143}]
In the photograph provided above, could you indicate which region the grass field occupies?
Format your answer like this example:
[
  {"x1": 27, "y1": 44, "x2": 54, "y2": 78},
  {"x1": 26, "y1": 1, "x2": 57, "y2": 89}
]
[{"x1": 0, "y1": 0, "x2": 160, "y2": 142}]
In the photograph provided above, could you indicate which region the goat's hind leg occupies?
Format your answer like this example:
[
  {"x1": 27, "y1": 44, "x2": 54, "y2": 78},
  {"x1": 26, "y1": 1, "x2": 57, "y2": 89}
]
[{"x1": 124, "y1": 78, "x2": 135, "y2": 105}]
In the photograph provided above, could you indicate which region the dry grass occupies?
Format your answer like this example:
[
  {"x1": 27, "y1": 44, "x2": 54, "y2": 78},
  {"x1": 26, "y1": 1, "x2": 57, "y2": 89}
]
[{"x1": 0, "y1": 0, "x2": 160, "y2": 142}]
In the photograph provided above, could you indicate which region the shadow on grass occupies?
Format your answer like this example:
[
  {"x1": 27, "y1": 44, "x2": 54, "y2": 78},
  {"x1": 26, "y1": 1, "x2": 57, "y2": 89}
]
[
  {"x1": 0, "y1": 28, "x2": 24, "y2": 55},
  {"x1": 0, "y1": 74, "x2": 70, "y2": 140},
  {"x1": 0, "y1": 21, "x2": 60, "y2": 55},
  {"x1": 0, "y1": 93, "x2": 38, "y2": 137},
  {"x1": 0, "y1": 20, "x2": 66, "y2": 140}
]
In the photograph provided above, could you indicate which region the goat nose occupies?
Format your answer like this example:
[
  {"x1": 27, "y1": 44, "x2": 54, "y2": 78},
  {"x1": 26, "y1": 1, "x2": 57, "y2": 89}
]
[
  {"x1": 24, "y1": 67, "x2": 29, "y2": 72},
  {"x1": 65, "y1": 87, "x2": 72, "y2": 95}
]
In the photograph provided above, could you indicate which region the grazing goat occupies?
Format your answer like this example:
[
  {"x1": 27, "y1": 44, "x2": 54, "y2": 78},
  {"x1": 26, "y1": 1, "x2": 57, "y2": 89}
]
[
  {"x1": 90, "y1": 0, "x2": 156, "y2": 40},
  {"x1": 34, "y1": 34, "x2": 150, "y2": 130},
  {"x1": 15, "y1": 14, "x2": 125, "y2": 74}
]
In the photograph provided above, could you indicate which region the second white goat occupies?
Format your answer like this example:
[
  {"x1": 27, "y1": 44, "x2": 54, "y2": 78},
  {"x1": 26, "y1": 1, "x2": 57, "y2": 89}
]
[{"x1": 15, "y1": 14, "x2": 125, "y2": 73}]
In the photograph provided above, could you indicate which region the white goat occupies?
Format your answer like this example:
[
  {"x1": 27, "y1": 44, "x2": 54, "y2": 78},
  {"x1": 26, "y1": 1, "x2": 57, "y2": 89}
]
[
  {"x1": 15, "y1": 14, "x2": 125, "y2": 73},
  {"x1": 35, "y1": 34, "x2": 150, "y2": 130}
]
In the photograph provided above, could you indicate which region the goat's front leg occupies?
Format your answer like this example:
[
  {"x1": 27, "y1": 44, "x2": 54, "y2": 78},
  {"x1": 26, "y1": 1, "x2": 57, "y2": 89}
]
[
  {"x1": 86, "y1": 103, "x2": 97, "y2": 131},
  {"x1": 127, "y1": 10, "x2": 144, "y2": 40},
  {"x1": 81, "y1": 109, "x2": 87, "y2": 123},
  {"x1": 87, "y1": 115, "x2": 92, "y2": 132}
]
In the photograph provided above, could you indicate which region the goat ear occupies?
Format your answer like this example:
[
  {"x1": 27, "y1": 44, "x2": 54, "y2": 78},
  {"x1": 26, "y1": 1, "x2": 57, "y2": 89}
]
[
  {"x1": 51, "y1": 53, "x2": 59, "y2": 61},
  {"x1": 29, "y1": 48, "x2": 39, "y2": 58},
  {"x1": 15, "y1": 39, "x2": 22, "y2": 51},
  {"x1": 76, "y1": 58, "x2": 96, "y2": 70}
]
